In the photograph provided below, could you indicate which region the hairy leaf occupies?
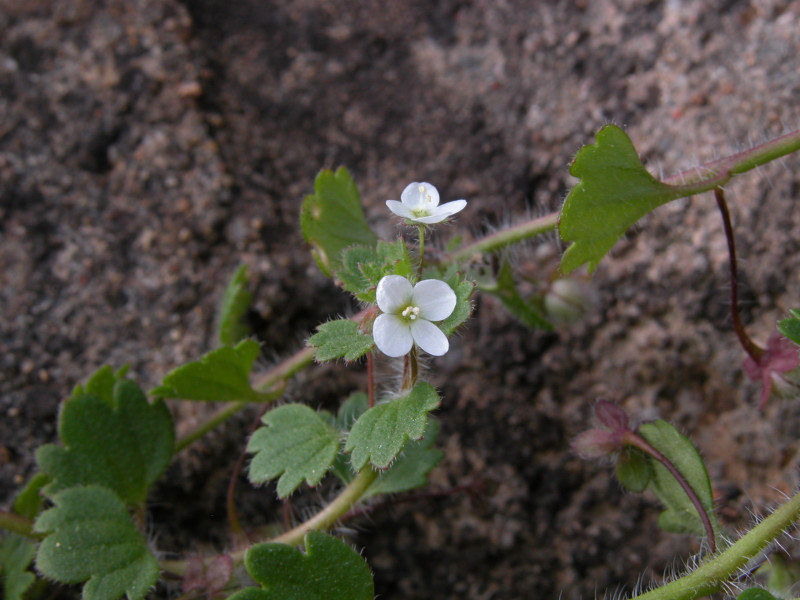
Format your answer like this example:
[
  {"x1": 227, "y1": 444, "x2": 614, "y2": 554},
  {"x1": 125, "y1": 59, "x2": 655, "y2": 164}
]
[
  {"x1": 150, "y1": 339, "x2": 265, "y2": 402},
  {"x1": 308, "y1": 319, "x2": 374, "y2": 362},
  {"x1": 34, "y1": 485, "x2": 159, "y2": 600},
  {"x1": 247, "y1": 404, "x2": 340, "y2": 498},
  {"x1": 301, "y1": 167, "x2": 378, "y2": 277},
  {"x1": 338, "y1": 240, "x2": 413, "y2": 303},
  {"x1": 228, "y1": 531, "x2": 373, "y2": 600},
  {"x1": 217, "y1": 264, "x2": 253, "y2": 347},
  {"x1": 438, "y1": 269, "x2": 475, "y2": 336},
  {"x1": 638, "y1": 420, "x2": 720, "y2": 540},
  {"x1": 365, "y1": 418, "x2": 445, "y2": 498},
  {"x1": 559, "y1": 125, "x2": 684, "y2": 274},
  {"x1": 346, "y1": 382, "x2": 440, "y2": 470},
  {"x1": 37, "y1": 379, "x2": 174, "y2": 506},
  {"x1": 480, "y1": 259, "x2": 551, "y2": 330},
  {"x1": 1, "y1": 533, "x2": 37, "y2": 600},
  {"x1": 13, "y1": 471, "x2": 50, "y2": 519},
  {"x1": 72, "y1": 365, "x2": 130, "y2": 403}
]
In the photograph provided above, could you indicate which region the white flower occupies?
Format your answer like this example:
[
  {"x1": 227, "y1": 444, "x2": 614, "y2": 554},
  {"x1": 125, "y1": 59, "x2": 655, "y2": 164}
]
[
  {"x1": 386, "y1": 182, "x2": 467, "y2": 224},
  {"x1": 373, "y1": 275, "x2": 457, "y2": 357}
]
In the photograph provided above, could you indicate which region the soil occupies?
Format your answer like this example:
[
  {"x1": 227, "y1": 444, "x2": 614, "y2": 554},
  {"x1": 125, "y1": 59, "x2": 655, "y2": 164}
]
[{"x1": 2, "y1": 0, "x2": 800, "y2": 598}]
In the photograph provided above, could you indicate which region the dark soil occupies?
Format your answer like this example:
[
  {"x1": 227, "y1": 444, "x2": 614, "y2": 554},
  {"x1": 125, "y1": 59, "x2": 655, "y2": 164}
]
[{"x1": 2, "y1": 0, "x2": 800, "y2": 598}]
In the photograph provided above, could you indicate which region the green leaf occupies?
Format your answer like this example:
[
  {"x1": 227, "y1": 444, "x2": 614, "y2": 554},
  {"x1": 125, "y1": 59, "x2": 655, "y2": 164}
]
[
  {"x1": 364, "y1": 418, "x2": 445, "y2": 498},
  {"x1": 615, "y1": 447, "x2": 652, "y2": 493},
  {"x1": 301, "y1": 167, "x2": 378, "y2": 278},
  {"x1": 37, "y1": 379, "x2": 174, "y2": 506},
  {"x1": 150, "y1": 339, "x2": 265, "y2": 402},
  {"x1": 217, "y1": 264, "x2": 253, "y2": 347},
  {"x1": 228, "y1": 531, "x2": 374, "y2": 600},
  {"x1": 308, "y1": 319, "x2": 374, "y2": 362},
  {"x1": 480, "y1": 260, "x2": 551, "y2": 330},
  {"x1": 338, "y1": 240, "x2": 413, "y2": 303},
  {"x1": 778, "y1": 308, "x2": 800, "y2": 347},
  {"x1": 736, "y1": 589, "x2": 781, "y2": 600},
  {"x1": 72, "y1": 365, "x2": 130, "y2": 403},
  {"x1": 247, "y1": 404, "x2": 340, "y2": 498},
  {"x1": 13, "y1": 472, "x2": 50, "y2": 519},
  {"x1": 328, "y1": 393, "x2": 370, "y2": 484},
  {"x1": 438, "y1": 269, "x2": 475, "y2": 336},
  {"x1": 345, "y1": 382, "x2": 440, "y2": 470},
  {"x1": 34, "y1": 485, "x2": 159, "y2": 600},
  {"x1": 1, "y1": 533, "x2": 37, "y2": 600},
  {"x1": 638, "y1": 420, "x2": 720, "y2": 540},
  {"x1": 559, "y1": 125, "x2": 685, "y2": 274},
  {"x1": 757, "y1": 553, "x2": 800, "y2": 599}
]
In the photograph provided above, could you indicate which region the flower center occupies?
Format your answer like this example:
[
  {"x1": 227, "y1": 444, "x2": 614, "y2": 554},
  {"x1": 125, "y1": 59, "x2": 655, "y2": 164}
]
[
  {"x1": 401, "y1": 305, "x2": 421, "y2": 321},
  {"x1": 411, "y1": 184, "x2": 434, "y2": 217}
]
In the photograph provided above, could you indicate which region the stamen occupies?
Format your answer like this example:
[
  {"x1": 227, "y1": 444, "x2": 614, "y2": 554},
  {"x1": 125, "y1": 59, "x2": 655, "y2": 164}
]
[{"x1": 401, "y1": 305, "x2": 421, "y2": 320}]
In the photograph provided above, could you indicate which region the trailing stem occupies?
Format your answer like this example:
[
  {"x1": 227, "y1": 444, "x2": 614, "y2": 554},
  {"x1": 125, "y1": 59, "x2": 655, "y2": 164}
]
[
  {"x1": 714, "y1": 187, "x2": 764, "y2": 364},
  {"x1": 633, "y1": 487, "x2": 800, "y2": 600}
]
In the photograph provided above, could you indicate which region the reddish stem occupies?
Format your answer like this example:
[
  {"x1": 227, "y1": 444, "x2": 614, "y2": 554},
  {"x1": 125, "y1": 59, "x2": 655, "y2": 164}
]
[
  {"x1": 714, "y1": 187, "x2": 765, "y2": 364},
  {"x1": 367, "y1": 352, "x2": 375, "y2": 408},
  {"x1": 622, "y1": 431, "x2": 717, "y2": 553}
]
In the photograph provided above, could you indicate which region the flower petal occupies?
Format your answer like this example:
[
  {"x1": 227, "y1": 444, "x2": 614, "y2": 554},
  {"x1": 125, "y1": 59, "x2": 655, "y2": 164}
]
[
  {"x1": 434, "y1": 199, "x2": 467, "y2": 218},
  {"x1": 412, "y1": 279, "x2": 456, "y2": 321},
  {"x1": 373, "y1": 314, "x2": 414, "y2": 357},
  {"x1": 410, "y1": 319, "x2": 449, "y2": 356},
  {"x1": 400, "y1": 182, "x2": 440, "y2": 210},
  {"x1": 376, "y1": 275, "x2": 413, "y2": 313},
  {"x1": 386, "y1": 200, "x2": 415, "y2": 219}
]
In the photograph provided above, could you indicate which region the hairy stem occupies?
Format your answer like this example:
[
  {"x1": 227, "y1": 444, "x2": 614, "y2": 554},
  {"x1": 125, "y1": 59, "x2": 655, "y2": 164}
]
[
  {"x1": 160, "y1": 467, "x2": 380, "y2": 576},
  {"x1": 622, "y1": 431, "x2": 717, "y2": 553},
  {"x1": 714, "y1": 187, "x2": 764, "y2": 363},
  {"x1": 633, "y1": 487, "x2": 800, "y2": 600},
  {"x1": 450, "y1": 212, "x2": 559, "y2": 262},
  {"x1": 664, "y1": 128, "x2": 800, "y2": 193}
]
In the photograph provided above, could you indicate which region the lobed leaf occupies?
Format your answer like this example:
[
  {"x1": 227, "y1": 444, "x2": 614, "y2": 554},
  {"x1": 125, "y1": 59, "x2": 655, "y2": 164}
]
[
  {"x1": 559, "y1": 125, "x2": 684, "y2": 274},
  {"x1": 337, "y1": 240, "x2": 413, "y2": 303},
  {"x1": 247, "y1": 404, "x2": 340, "y2": 498},
  {"x1": 1, "y1": 533, "x2": 37, "y2": 600},
  {"x1": 346, "y1": 382, "x2": 440, "y2": 470},
  {"x1": 13, "y1": 471, "x2": 50, "y2": 519},
  {"x1": 308, "y1": 319, "x2": 374, "y2": 362},
  {"x1": 37, "y1": 379, "x2": 174, "y2": 506},
  {"x1": 638, "y1": 420, "x2": 720, "y2": 540},
  {"x1": 480, "y1": 260, "x2": 551, "y2": 330},
  {"x1": 34, "y1": 485, "x2": 159, "y2": 600},
  {"x1": 217, "y1": 264, "x2": 253, "y2": 347},
  {"x1": 438, "y1": 269, "x2": 475, "y2": 336},
  {"x1": 150, "y1": 339, "x2": 265, "y2": 402},
  {"x1": 301, "y1": 167, "x2": 378, "y2": 277},
  {"x1": 364, "y1": 418, "x2": 445, "y2": 498},
  {"x1": 228, "y1": 531, "x2": 374, "y2": 600},
  {"x1": 72, "y1": 365, "x2": 130, "y2": 404}
]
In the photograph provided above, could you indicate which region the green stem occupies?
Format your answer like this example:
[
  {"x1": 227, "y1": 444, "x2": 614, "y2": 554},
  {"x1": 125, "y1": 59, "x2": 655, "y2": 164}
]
[
  {"x1": 664, "y1": 128, "x2": 800, "y2": 194},
  {"x1": 417, "y1": 225, "x2": 426, "y2": 276},
  {"x1": 633, "y1": 488, "x2": 800, "y2": 600},
  {"x1": 173, "y1": 347, "x2": 316, "y2": 453},
  {"x1": 0, "y1": 509, "x2": 39, "y2": 539},
  {"x1": 450, "y1": 212, "x2": 559, "y2": 262},
  {"x1": 160, "y1": 467, "x2": 380, "y2": 576}
]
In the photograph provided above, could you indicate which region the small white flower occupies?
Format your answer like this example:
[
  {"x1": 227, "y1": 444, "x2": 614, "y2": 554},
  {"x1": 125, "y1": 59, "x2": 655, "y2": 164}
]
[
  {"x1": 386, "y1": 182, "x2": 467, "y2": 224},
  {"x1": 373, "y1": 275, "x2": 457, "y2": 357}
]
